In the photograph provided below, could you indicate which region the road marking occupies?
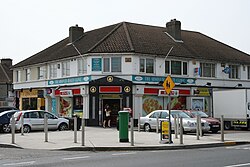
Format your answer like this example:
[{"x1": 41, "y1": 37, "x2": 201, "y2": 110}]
[
  {"x1": 62, "y1": 156, "x2": 90, "y2": 160},
  {"x1": 112, "y1": 152, "x2": 136, "y2": 156},
  {"x1": 224, "y1": 162, "x2": 250, "y2": 167},
  {"x1": 3, "y1": 161, "x2": 35, "y2": 166}
]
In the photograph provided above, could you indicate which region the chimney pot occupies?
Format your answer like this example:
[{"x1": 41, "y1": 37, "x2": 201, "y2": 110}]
[{"x1": 166, "y1": 19, "x2": 182, "y2": 40}]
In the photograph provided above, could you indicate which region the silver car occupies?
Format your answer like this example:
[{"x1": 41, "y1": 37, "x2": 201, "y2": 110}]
[
  {"x1": 13, "y1": 110, "x2": 69, "y2": 133},
  {"x1": 139, "y1": 110, "x2": 210, "y2": 133}
]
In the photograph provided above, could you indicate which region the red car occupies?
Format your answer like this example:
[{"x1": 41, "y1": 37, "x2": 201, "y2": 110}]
[{"x1": 183, "y1": 110, "x2": 220, "y2": 133}]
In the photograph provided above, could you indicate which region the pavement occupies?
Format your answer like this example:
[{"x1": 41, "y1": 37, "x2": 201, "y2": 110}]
[{"x1": 0, "y1": 127, "x2": 250, "y2": 151}]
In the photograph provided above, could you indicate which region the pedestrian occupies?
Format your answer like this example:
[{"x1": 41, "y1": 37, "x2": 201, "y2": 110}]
[{"x1": 103, "y1": 104, "x2": 111, "y2": 128}]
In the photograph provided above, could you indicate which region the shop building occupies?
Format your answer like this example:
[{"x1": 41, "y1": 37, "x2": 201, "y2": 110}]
[{"x1": 12, "y1": 19, "x2": 250, "y2": 126}]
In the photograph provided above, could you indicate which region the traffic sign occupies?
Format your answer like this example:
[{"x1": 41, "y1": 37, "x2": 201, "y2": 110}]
[{"x1": 163, "y1": 75, "x2": 175, "y2": 94}]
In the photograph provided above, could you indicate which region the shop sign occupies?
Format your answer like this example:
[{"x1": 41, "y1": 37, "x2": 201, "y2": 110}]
[
  {"x1": 21, "y1": 89, "x2": 38, "y2": 98},
  {"x1": 161, "y1": 121, "x2": 169, "y2": 140},
  {"x1": 48, "y1": 76, "x2": 91, "y2": 85},
  {"x1": 132, "y1": 75, "x2": 195, "y2": 84},
  {"x1": 194, "y1": 88, "x2": 210, "y2": 96},
  {"x1": 92, "y1": 58, "x2": 102, "y2": 71},
  {"x1": 158, "y1": 90, "x2": 179, "y2": 97},
  {"x1": 60, "y1": 90, "x2": 73, "y2": 97}
]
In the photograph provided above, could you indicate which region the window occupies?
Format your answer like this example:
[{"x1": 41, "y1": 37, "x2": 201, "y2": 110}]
[
  {"x1": 140, "y1": 58, "x2": 154, "y2": 73},
  {"x1": 25, "y1": 69, "x2": 30, "y2": 81},
  {"x1": 38, "y1": 66, "x2": 46, "y2": 80},
  {"x1": 103, "y1": 57, "x2": 121, "y2": 73},
  {"x1": 16, "y1": 70, "x2": 21, "y2": 82},
  {"x1": 62, "y1": 61, "x2": 70, "y2": 77},
  {"x1": 247, "y1": 66, "x2": 250, "y2": 79},
  {"x1": 229, "y1": 64, "x2": 239, "y2": 79},
  {"x1": 165, "y1": 60, "x2": 187, "y2": 75},
  {"x1": 200, "y1": 63, "x2": 215, "y2": 77},
  {"x1": 49, "y1": 64, "x2": 57, "y2": 78},
  {"x1": 78, "y1": 58, "x2": 87, "y2": 75}
]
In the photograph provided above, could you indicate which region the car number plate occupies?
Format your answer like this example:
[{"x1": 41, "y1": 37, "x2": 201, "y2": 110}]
[{"x1": 212, "y1": 125, "x2": 219, "y2": 127}]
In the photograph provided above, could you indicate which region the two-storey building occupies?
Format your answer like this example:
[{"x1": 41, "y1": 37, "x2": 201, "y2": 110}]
[{"x1": 12, "y1": 19, "x2": 250, "y2": 126}]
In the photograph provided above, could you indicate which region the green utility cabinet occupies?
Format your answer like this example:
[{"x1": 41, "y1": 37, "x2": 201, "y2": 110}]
[{"x1": 118, "y1": 111, "x2": 129, "y2": 142}]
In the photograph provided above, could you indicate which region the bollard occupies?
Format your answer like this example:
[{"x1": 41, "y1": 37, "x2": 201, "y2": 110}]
[
  {"x1": 74, "y1": 116, "x2": 77, "y2": 143},
  {"x1": 199, "y1": 115, "x2": 203, "y2": 137},
  {"x1": 138, "y1": 113, "x2": 141, "y2": 132},
  {"x1": 180, "y1": 117, "x2": 183, "y2": 144},
  {"x1": 11, "y1": 115, "x2": 15, "y2": 144},
  {"x1": 156, "y1": 116, "x2": 159, "y2": 133},
  {"x1": 44, "y1": 114, "x2": 48, "y2": 142},
  {"x1": 221, "y1": 115, "x2": 224, "y2": 142},
  {"x1": 21, "y1": 115, "x2": 24, "y2": 136},
  {"x1": 174, "y1": 115, "x2": 178, "y2": 139},
  {"x1": 81, "y1": 118, "x2": 85, "y2": 146},
  {"x1": 196, "y1": 115, "x2": 200, "y2": 140},
  {"x1": 130, "y1": 117, "x2": 134, "y2": 146},
  {"x1": 176, "y1": 114, "x2": 179, "y2": 136}
]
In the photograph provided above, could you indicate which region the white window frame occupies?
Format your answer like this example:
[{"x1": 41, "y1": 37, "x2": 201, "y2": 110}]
[
  {"x1": 229, "y1": 64, "x2": 240, "y2": 79},
  {"x1": 25, "y1": 68, "x2": 30, "y2": 81},
  {"x1": 62, "y1": 61, "x2": 70, "y2": 77},
  {"x1": 200, "y1": 62, "x2": 216, "y2": 78},
  {"x1": 16, "y1": 70, "x2": 21, "y2": 82},
  {"x1": 103, "y1": 57, "x2": 122, "y2": 73},
  {"x1": 49, "y1": 63, "x2": 57, "y2": 79},
  {"x1": 38, "y1": 66, "x2": 46, "y2": 80},
  {"x1": 248, "y1": 66, "x2": 250, "y2": 80},
  {"x1": 165, "y1": 60, "x2": 187, "y2": 75},
  {"x1": 78, "y1": 58, "x2": 87, "y2": 75},
  {"x1": 140, "y1": 58, "x2": 154, "y2": 74}
]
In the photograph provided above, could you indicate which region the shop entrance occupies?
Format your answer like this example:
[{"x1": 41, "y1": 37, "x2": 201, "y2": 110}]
[{"x1": 102, "y1": 99, "x2": 121, "y2": 127}]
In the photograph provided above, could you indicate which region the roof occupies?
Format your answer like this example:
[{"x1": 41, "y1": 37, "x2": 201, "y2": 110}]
[{"x1": 13, "y1": 21, "x2": 250, "y2": 68}]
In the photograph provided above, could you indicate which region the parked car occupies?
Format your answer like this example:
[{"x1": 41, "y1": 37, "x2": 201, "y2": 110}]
[
  {"x1": 12, "y1": 110, "x2": 69, "y2": 133},
  {"x1": 0, "y1": 106, "x2": 18, "y2": 114},
  {"x1": 0, "y1": 110, "x2": 19, "y2": 133},
  {"x1": 183, "y1": 110, "x2": 221, "y2": 133},
  {"x1": 139, "y1": 110, "x2": 210, "y2": 134}
]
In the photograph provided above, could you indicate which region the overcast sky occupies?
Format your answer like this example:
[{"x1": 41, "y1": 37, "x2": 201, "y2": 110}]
[{"x1": 0, "y1": 0, "x2": 249, "y2": 65}]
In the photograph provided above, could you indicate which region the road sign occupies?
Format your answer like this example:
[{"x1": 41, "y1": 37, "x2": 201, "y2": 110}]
[{"x1": 163, "y1": 75, "x2": 175, "y2": 94}]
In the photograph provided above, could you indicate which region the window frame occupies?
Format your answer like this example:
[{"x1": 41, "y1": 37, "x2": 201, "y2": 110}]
[
  {"x1": 165, "y1": 60, "x2": 188, "y2": 75},
  {"x1": 229, "y1": 64, "x2": 239, "y2": 79},
  {"x1": 200, "y1": 62, "x2": 216, "y2": 78},
  {"x1": 49, "y1": 63, "x2": 57, "y2": 79},
  {"x1": 139, "y1": 58, "x2": 154, "y2": 74},
  {"x1": 62, "y1": 61, "x2": 70, "y2": 77},
  {"x1": 25, "y1": 68, "x2": 30, "y2": 81},
  {"x1": 77, "y1": 58, "x2": 87, "y2": 75},
  {"x1": 103, "y1": 56, "x2": 122, "y2": 73}
]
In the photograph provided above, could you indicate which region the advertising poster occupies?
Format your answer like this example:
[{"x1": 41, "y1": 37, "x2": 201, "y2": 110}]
[
  {"x1": 142, "y1": 95, "x2": 165, "y2": 116},
  {"x1": 59, "y1": 97, "x2": 72, "y2": 117}
]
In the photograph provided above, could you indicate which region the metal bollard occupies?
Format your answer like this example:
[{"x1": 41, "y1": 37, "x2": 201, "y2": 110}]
[
  {"x1": 21, "y1": 115, "x2": 24, "y2": 136},
  {"x1": 180, "y1": 117, "x2": 183, "y2": 144},
  {"x1": 199, "y1": 115, "x2": 203, "y2": 137},
  {"x1": 196, "y1": 115, "x2": 200, "y2": 140},
  {"x1": 156, "y1": 116, "x2": 159, "y2": 133},
  {"x1": 11, "y1": 115, "x2": 15, "y2": 144},
  {"x1": 130, "y1": 117, "x2": 134, "y2": 146},
  {"x1": 176, "y1": 114, "x2": 180, "y2": 136},
  {"x1": 138, "y1": 113, "x2": 141, "y2": 132},
  {"x1": 174, "y1": 115, "x2": 178, "y2": 139},
  {"x1": 81, "y1": 118, "x2": 85, "y2": 146},
  {"x1": 74, "y1": 116, "x2": 77, "y2": 143},
  {"x1": 221, "y1": 115, "x2": 224, "y2": 142},
  {"x1": 44, "y1": 114, "x2": 48, "y2": 142}
]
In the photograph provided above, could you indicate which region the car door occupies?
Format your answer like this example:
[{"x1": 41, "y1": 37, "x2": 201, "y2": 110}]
[
  {"x1": 28, "y1": 111, "x2": 43, "y2": 130},
  {"x1": 148, "y1": 111, "x2": 161, "y2": 130},
  {"x1": 45, "y1": 112, "x2": 58, "y2": 130}
]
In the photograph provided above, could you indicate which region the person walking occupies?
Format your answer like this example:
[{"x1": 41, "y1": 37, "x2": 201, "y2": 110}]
[{"x1": 103, "y1": 104, "x2": 111, "y2": 128}]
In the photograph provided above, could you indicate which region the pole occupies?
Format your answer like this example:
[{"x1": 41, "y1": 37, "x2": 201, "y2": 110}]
[
  {"x1": 199, "y1": 115, "x2": 203, "y2": 137},
  {"x1": 196, "y1": 115, "x2": 200, "y2": 140},
  {"x1": 130, "y1": 117, "x2": 134, "y2": 146},
  {"x1": 138, "y1": 113, "x2": 141, "y2": 132},
  {"x1": 44, "y1": 114, "x2": 48, "y2": 142},
  {"x1": 180, "y1": 117, "x2": 183, "y2": 144},
  {"x1": 74, "y1": 116, "x2": 77, "y2": 143},
  {"x1": 21, "y1": 115, "x2": 24, "y2": 136},
  {"x1": 168, "y1": 94, "x2": 172, "y2": 144},
  {"x1": 81, "y1": 117, "x2": 85, "y2": 146},
  {"x1": 174, "y1": 115, "x2": 178, "y2": 139},
  {"x1": 156, "y1": 116, "x2": 159, "y2": 133},
  {"x1": 176, "y1": 114, "x2": 179, "y2": 136},
  {"x1": 221, "y1": 115, "x2": 224, "y2": 142},
  {"x1": 11, "y1": 115, "x2": 15, "y2": 144}
]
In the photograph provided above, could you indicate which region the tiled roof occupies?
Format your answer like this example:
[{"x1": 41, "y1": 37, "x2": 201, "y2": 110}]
[{"x1": 13, "y1": 21, "x2": 250, "y2": 68}]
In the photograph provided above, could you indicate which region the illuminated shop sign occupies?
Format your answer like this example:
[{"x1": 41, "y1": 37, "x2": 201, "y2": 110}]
[{"x1": 132, "y1": 75, "x2": 195, "y2": 84}]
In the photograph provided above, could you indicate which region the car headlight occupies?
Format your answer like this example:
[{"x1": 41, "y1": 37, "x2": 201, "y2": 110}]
[{"x1": 187, "y1": 121, "x2": 196, "y2": 127}]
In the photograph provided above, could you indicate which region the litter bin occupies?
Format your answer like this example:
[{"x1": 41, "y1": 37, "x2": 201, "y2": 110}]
[
  {"x1": 118, "y1": 111, "x2": 129, "y2": 142},
  {"x1": 66, "y1": 116, "x2": 81, "y2": 130}
]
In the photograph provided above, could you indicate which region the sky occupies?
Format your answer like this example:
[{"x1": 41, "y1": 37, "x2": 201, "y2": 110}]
[{"x1": 0, "y1": 0, "x2": 250, "y2": 65}]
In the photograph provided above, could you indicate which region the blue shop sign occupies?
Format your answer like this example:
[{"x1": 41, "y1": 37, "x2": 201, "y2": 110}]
[
  {"x1": 48, "y1": 76, "x2": 91, "y2": 85},
  {"x1": 92, "y1": 58, "x2": 102, "y2": 71},
  {"x1": 132, "y1": 75, "x2": 195, "y2": 84}
]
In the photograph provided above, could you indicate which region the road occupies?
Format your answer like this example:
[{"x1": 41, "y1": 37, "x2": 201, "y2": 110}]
[{"x1": 1, "y1": 145, "x2": 250, "y2": 167}]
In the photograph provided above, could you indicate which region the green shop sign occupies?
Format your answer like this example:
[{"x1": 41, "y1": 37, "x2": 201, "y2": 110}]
[
  {"x1": 132, "y1": 75, "x2": 196, "y2": 84},
  {"x1": 48, "y1": 76, "x2": 91, "y2": 85}
]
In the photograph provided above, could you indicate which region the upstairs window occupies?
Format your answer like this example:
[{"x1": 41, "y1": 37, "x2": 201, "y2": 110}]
[
  {"x1": 16, "y1": 70, "x2": 21, "y2": 82},
  {"x1": 38, "y1": 66, "x2": 46, "y2": 80},
  {"x1": 78, "y1": 58, "x2": 87, "y2": 75},
  {"x1": 62, "y1": 61, "x2": 70, "y2": 77},
  {"x1": 140, "y1": 58, "x2": 154, "y2": 73},
  {"x1": 229, "y1": 64, "x2": 239, "y2": 79},
  {"x1": 165, "y1": 60, "x2": 187, "y2": 75},
  {"x1": 248, "y1": 66, "x2": 250, "y2": 80},
  {"x1": 25, "y1": 69, "x2": 30, "y2": 81},
  {"x1": 103, "y1": 57, "x2": 121, "y2": 73},
  {"x1": 49, "y1": 64, "x2": 57, "y2": 78},
  {"x1": 200, "y1": 63, "x2": 215, "y2": 77}
]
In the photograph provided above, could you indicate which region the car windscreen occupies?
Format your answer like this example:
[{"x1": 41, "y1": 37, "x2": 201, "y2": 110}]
[
  {"x1": 171, "y1": 111, "x2": 190, "y2": 118},
  {"x1": 191, "y1": 111, "x2": 208, "y2": 118}
]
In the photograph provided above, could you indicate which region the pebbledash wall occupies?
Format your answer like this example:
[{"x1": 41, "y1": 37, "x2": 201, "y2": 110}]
[{"x1": 12, "y1": 20, "x2": 250, "y2": 126}]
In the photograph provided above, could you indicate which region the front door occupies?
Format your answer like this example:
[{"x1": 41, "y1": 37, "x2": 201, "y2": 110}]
[{"x1": 102, "y1": 99, "x2": 121, "y2": 127}]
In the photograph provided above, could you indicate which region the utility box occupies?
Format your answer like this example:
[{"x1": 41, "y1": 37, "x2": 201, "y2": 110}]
[{"x1": 118, "y1": 111, "x2": 129, "y2": 142}]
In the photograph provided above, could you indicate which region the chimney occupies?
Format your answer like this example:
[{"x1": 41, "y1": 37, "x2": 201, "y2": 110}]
[
  {"x1": 0, "y1": 58, "x2": 12, "y2": 68},
  {"x1": 69, "y1": 24, "x2": 84, "y2": 43},
  {"x1": 166, "y1": 19, "x2": 182, "y2": 40}
]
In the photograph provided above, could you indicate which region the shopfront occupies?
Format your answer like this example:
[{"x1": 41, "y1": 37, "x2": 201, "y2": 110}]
[
  {"x1": 19, "y1": 89, "x2": 45, "y2": 110},
  {"x1": 87, "y1": 76, "x2": 132, "y2": 126}
]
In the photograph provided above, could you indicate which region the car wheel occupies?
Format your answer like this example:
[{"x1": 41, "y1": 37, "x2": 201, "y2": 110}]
[
  {"x1": 58, "y1": 123, "x2": 68, "y2": 131},
  {"x1": 2, "y1": 124, "x2": 11, "y2": 133},
  {"x1": 144, "y1": 123, "x2": 151, "y2": 132},
  {"x1": 23, "y1": 125, "x2": 31, "y2": 133},
  {"x1": 224, "y1": 121, "x2": 231, "y2": 130}
]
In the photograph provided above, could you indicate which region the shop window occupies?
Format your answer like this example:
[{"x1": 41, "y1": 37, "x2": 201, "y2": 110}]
[
  {"x1": 200, "y1": 63, "x2": 216, "y2": 77},
  {"x1": 140, "y1": 58, "x2": 154, "y2": 74},
  {"x1": 73, "y1": 96, "x2": 83, "y2": 110}
]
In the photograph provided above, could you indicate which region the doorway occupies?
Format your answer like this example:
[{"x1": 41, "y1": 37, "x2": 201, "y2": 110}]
[{"x1": 102, "y1": 99, "x2": 121, "y2": 127}]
